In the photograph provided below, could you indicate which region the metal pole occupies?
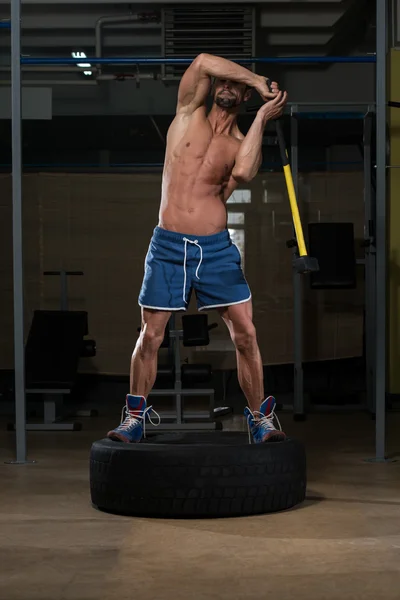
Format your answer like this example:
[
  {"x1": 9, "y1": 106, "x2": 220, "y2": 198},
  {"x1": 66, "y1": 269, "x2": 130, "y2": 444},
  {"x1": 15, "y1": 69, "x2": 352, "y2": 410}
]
[
  {"x1": 291, "y1": 106, "x2": 304, "y2": 419},
  {"x1": 363, "y1": 112, "x2": 376, "y2": 415},
  {"x1": 20, "y1": 56, "x2": 377, "y2": 66},
  {"x1": 374, "y1": 0, "x2": 387, "y2": 460},
  {"x1": 11, "y1": 0, "x2": 27, "y2": 463},
  {"x1": 170, "y1": 314, "x2": 183, "y2": 425}
]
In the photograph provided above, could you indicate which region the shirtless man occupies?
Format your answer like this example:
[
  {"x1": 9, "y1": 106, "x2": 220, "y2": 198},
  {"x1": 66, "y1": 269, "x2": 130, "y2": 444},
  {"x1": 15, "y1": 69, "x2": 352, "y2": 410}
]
[{"x1": 107, "y1": 53, "x2": 288, "y2": 444}]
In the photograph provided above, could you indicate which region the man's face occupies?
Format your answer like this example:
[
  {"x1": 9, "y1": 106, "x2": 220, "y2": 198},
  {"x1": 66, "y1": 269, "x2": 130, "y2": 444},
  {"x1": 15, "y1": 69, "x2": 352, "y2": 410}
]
[{"x1": 213, "y1": 79, "x2": 251, "y2": 109}]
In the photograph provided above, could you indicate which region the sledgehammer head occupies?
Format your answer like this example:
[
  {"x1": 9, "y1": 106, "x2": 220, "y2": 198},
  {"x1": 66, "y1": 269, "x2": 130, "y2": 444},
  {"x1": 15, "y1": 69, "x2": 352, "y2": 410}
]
[{"x1": 293, "y1": 256, "x2": 319, "y2": 274}]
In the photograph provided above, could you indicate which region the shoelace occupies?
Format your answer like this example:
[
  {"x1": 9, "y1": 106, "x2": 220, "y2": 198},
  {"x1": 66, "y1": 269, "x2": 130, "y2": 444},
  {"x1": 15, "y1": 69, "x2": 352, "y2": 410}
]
[
  {"x1": 246, "y1": 407, "x2": 282, "y2": 444},
  {"x1": 182, "y1": 237, "x2": 203, "y2": 303},
  {"x1": 119, "y1": 404, "x2": 161, "y2": 439}
]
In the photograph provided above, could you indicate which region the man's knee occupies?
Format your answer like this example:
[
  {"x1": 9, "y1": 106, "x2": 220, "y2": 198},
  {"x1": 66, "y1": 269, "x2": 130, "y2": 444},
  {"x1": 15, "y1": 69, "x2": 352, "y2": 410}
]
[
  {"x1": 139, "y1": 324, "x2": 165, "y2": 355},
  {"x1": 232, "y1": 322, "x2": 257, "y2": 353}
]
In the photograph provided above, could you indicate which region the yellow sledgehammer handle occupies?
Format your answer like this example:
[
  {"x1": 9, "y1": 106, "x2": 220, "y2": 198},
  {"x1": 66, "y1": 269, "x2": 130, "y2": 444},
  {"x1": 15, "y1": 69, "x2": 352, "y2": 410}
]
[
  {"x1": 265, "y1": 80, "x2": 319, "y2": 273},
  {"x1": 276, "y1": 126, "x2": 319, "y2": 272},
  {"x1": 272, "y1": 114, "x2": 308, "y2": 258},
  {"x1": 282, "y1": 163, "x2": 307, "y2": 257}
]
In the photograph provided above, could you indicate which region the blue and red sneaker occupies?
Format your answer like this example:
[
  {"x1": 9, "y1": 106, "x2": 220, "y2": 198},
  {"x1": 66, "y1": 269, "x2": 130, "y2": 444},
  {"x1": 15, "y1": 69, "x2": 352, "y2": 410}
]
[
  {"x1": 107, "y1": 394, "x2": 160, "y2": 443},
  {"x1": 244, "y1": 396, "x2": 286, "y2": 444}
]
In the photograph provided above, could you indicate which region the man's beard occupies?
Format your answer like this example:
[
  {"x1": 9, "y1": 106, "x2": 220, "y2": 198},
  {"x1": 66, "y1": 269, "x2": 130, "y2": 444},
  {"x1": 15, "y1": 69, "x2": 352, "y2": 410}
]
[{"x1": 215, "y1": 95, "x2": 239, "y2": 109}]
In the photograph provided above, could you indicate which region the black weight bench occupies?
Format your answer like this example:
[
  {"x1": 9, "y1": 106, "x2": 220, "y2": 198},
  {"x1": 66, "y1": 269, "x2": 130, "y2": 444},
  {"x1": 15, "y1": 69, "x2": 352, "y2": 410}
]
[{"x1": 9, "y1": 310, "x2": 96, "y2": 431}]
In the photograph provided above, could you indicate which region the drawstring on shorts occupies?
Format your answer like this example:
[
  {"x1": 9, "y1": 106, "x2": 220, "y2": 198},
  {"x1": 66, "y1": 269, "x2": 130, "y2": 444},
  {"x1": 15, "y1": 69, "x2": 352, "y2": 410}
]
[{"x1": 182, "y1": 237, "x2": 203, "y2": 303}]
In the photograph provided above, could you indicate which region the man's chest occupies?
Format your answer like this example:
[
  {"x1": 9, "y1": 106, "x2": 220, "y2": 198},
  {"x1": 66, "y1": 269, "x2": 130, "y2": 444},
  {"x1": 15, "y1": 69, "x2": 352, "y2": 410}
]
[{"x1": 181, "y1": 133, "x2": 240, "y2": 178}]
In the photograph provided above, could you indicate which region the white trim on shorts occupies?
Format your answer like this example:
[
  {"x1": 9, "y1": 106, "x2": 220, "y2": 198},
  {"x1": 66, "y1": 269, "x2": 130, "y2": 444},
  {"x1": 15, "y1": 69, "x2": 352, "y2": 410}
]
[
  {"x1": 198, "y1": 293, "x2": 252, "y2": 311},
  {"x1": 139, "y1": 303, "x2": 186, "y2": 311}
]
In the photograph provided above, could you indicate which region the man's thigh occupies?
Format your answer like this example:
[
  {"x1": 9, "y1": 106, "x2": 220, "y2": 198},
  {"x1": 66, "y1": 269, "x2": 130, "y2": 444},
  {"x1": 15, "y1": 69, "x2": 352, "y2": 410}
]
[{"x1": 194, "y1": 243, "x2": 251, "y2": 311}]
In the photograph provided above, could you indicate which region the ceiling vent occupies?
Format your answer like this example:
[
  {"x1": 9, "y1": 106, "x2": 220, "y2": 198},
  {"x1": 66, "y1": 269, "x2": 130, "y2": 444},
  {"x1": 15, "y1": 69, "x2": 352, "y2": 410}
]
[{"x1": 161, "y1": 5, "x2": 255, "y2": 79}]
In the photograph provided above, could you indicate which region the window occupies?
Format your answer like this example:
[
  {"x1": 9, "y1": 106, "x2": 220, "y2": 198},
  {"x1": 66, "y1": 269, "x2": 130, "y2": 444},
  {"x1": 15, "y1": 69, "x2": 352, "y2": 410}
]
[
  {"x1": 228, "y1": 214, "x2": 245, "y2": 269},
  {"x1": 262, "y1": 182, "x2": 283, "y2": 203},
  {"x1": 228, "y1": 227, "x2": 245, "y2": 263},
  {"x1": 227, "y1": 212, "x2": 244, "y2": 225},
  {"x1": 226, "y1": 189, "x2": 250, "y2": 268},
  {"x1": 227, "y1": 189, "x2": 251, "y2": 204}
]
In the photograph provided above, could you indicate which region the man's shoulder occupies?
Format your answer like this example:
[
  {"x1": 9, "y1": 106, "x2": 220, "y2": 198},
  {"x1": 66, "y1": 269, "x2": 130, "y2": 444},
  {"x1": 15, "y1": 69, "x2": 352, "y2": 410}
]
[{"x1": 232, "y1": 130, "x2": 245, "y2": 144}]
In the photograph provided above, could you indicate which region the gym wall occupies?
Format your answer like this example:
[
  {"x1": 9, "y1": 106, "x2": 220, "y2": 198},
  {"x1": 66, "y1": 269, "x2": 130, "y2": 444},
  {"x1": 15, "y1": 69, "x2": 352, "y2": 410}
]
[{"x1": 0, "y1": 171, "x2": 364, "y2": 375}]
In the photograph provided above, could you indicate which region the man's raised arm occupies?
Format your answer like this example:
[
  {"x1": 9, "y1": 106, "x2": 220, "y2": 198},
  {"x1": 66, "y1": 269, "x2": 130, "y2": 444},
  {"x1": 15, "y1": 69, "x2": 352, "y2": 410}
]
[
  {"x1": 176, "y1": 53, "x2": 278, "y2": 114},
  {"x1": 231, "y1": 91, "x2": 288, "y2": 183}
]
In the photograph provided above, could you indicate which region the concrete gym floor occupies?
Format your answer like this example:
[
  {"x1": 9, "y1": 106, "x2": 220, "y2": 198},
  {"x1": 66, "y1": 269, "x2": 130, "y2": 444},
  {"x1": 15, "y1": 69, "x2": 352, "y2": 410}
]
[{"x1": 1, "y1": 411, "x2": 400, "y2": 600}]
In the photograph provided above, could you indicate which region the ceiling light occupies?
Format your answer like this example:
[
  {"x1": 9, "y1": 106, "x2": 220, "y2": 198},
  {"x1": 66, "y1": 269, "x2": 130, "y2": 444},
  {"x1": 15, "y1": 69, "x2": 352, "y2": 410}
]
[{"x1": 72, "y1": 51, "x2": 92, "y2": 76}]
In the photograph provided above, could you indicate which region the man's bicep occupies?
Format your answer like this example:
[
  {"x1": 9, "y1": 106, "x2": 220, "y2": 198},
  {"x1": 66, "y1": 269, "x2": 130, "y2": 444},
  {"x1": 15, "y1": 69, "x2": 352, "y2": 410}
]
[{"x1": 176, "y1": 54, "x2": 211, "y2": 114}]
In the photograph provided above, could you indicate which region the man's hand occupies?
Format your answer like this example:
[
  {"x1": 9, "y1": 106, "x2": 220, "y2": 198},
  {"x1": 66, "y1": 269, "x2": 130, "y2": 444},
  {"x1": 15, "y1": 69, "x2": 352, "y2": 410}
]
[
  {"x1": 257, "y1": 90, "x2": 288, "y2": 122},
  {"x1": 255, "y1": 77, "x2": 280, "y2": 101}
]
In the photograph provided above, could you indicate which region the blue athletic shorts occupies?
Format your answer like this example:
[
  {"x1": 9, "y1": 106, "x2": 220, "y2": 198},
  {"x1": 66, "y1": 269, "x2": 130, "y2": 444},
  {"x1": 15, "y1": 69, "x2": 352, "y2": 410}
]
[{"x1": 138, "y1": 226, "x2": 251, "y2": 311}]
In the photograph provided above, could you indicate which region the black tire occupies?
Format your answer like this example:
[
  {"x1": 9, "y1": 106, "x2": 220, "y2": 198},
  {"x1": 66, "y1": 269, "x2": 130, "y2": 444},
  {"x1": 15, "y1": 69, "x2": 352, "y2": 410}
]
[{"x1": 90, "y1": 432, "x2": 307, "y2": 519}]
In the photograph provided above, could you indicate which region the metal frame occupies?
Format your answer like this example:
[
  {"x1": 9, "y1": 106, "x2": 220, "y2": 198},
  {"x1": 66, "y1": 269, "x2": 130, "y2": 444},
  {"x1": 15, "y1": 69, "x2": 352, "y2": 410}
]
[
  {"x1": 9, "y1": 1, "x2": 387, "y2": 461},
  {"x1": 375, "y1": 0, "x2": 388, "y2": 460},
  {"x1": 10, "y1": 0, "x2": 27, "y2": 463},
  {"x1": 363, "y1": 110, "x2": 377, "y2": 415},
  {"x1": 18, "y1": 389, "x2": 80, "y2": 431},
  {"x1": 391, "y1": 0, "x2": 399, "y2": 48},
  {"x1": 289, "y1": 104, "x2": 375, "y2": 420},
  {"x1": 8, "y1": 385, "x2": 91, "y2": 432},
  {"x1": 147, "y1": 314, "x2": 217, "y2": 431}
]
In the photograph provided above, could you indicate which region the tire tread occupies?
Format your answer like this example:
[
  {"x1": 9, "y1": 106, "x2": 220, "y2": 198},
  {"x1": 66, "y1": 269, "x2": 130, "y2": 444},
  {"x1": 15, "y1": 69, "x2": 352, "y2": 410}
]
[{"x1": 89, "y1": 434, "x2": 306, "y2": 518}]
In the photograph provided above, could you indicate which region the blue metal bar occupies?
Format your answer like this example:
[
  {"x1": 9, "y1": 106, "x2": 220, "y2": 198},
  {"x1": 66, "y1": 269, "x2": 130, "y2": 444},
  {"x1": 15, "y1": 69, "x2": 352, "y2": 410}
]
[
  {"x1": 20, "y1": 56, "x2": 376, "y2": 66},
  {"x1": 0, "y1": 21, "x2": 11, "y2": 29},
  {"x1": 0, "y1": 161, "x2": 364, "y2": 169}
]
